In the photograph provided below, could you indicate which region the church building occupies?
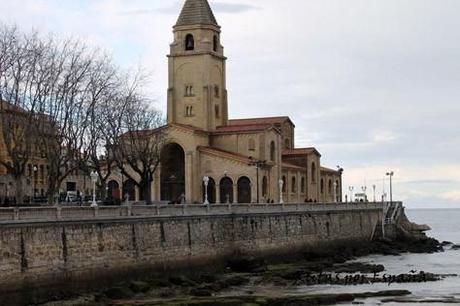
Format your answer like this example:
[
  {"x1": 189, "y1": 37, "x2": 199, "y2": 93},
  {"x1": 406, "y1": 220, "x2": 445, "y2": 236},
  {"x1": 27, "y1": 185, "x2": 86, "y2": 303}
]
[{"x1": 109, "y1": 0, "x2": 343, "y2": 204}]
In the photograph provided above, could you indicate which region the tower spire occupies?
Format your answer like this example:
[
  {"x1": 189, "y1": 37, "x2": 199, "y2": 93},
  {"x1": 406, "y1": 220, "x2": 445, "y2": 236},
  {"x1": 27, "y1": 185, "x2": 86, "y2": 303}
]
[{"x1": 175, "y1": 0, "x2": 219, "y2": 27}]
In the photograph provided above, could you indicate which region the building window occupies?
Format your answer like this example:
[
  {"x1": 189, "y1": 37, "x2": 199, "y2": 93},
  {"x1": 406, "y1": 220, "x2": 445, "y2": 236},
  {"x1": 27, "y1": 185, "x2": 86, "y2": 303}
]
[
  {"x1": 321, "y1": 179, "x2": 324, "y2": 194},
  {"x1": 328, "y1": 180, "x2": 332, "y2": 194},
  {"x1": 185, "y1": 85, "x2": 194, "y2": 97},
  {"x1": 285, "y1": 138, "x2": 290, "y2": 149},
  {"x1": 215, "y1": 105, "x2": 220, "y2": 118},
  {"x1": 213, "y1": 35, "x2": 218, "y2": 52},
  {"x1": 292, "y1": 177, "x2": 296, "y2": 193},
  {"x1": 301, "y1": 177, "x2": 305, "y2": 193},
  {"x1": 270, "y1": 141, "x2": 276, "y2": 161},
  {"x1": 185, "y1": 106, "x2": 193, "y2": 117},
  {"x1": 311, "y1": 162, "x2": 316, "y2": 183},
  {"x1": 214, "y1": 85, "x2": 219, "y2": 98},
  {"x1": 248, "y1": 138, "x2": 255, "y2": 151},
  {"x1": 282, "y1": 176, "x2": 287, "y2": 192},
  {"x1": 262, "y1": 176, "x2": 268, "y2": 197},
  {"x1": 185, "y1": 34, "x2": 194, "y2": 51}
]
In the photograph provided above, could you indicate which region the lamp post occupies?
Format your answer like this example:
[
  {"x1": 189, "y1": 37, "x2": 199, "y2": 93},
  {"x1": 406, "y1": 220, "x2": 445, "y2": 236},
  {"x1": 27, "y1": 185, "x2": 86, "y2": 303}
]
[
  {"x1": 348, "y1": 186, "x2": 354, "y2": 202},
  {"x1": 32, "y1": 165, "x2": 38, "y2": 203},
  {"x1": 248, "y1": 158, "x2": 267, "y2": 204},
  {"x1": 386, "y1": 171, "x2": 394, "y2": 204},
  {"x1": 203, "y1": 176, "x2": 210, "y2": 205},
  {"x1": 372, "y1": 185, "x2": 376, "y2": 202},
  {"x1": 90, "y1": 171, "x2": 98, "y2": 207},
  {"x1": 279, "y1": 179, "x2": 284, "y2": 204}
]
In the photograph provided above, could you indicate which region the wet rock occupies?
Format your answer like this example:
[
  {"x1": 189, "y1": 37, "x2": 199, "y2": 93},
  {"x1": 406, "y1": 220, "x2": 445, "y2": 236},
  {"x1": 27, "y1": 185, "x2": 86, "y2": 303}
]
[
  {"x1": 189, "y1": 286, "x2": 213, "y2": 297},
  {"x1": 451, "y1": 244, "x2": 460, "y2": 250},
  {"x1": 441, "y1": 241, "x2": 453, "y2": 246},
  {"x1": 227, "y1": 257, "x2": 266, "y2": 273},
  {"x1": 103, "y1": 286, "x2": 135, "y2": 300},
  {"x1": 334, "y1": 263, "x2": 385, "y2": 274},
  {"x1": 129, "y1": 281, "x2": 151, "y2": 293},
  {"x1": 169, "y1": 275, "x2": 197, "y2": 287}
]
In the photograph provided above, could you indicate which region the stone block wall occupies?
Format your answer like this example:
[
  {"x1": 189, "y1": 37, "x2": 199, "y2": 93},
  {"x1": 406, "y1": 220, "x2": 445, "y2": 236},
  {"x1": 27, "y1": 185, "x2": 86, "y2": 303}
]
[{"x1": 0, "y1": 207, "x2": 382, "y2": 304}]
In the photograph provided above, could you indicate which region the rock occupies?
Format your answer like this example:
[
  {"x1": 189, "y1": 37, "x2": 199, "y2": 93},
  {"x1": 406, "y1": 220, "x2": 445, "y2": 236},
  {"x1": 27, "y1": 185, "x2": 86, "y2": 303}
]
[
  {"x1": 334, "y1": 263, "x2": 385, "y2": 274},
  {"x1": 441, "y1": 241, "x2": 453, "y2": 246},
  {"x1": 103, "y1": 286, "x2": 135, "y2": 300},
  {"x1": 169, "y1": 275, "x2": 197, "y2": 286},
  {"x1": 129, "y1": 281, "x2": 151, "y2": 293},
  {"x1": 451, "y1": 244, "x2": 460, "y2": 250},
  {"x1": 227, "y1": 257, "x2": 266, "y2": 273},
  {"x1": 355, "y1": 290, "x2": 411, "y2": 298},
  {"x1": 190, "y1": 286, "x2": 213, "y2": 297}
]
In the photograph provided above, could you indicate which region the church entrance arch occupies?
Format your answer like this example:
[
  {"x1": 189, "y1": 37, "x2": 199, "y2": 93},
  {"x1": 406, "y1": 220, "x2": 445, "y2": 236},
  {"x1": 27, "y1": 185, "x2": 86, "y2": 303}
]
[
  {"x1": 160, "y1": 143, "x2": 185, "y2": 203},
  {"x1": 219, "y1": 177, "x2": 233, "y2": 204},
  {"x1": 107, "y1": 180, "x2": 120, "y2": 200},
  {"x1": 237, "y1": 176, "x2": 251, "y2": 203},
  {"x1": 202, "y1": 177, "x2": 216, "y2": 204}
]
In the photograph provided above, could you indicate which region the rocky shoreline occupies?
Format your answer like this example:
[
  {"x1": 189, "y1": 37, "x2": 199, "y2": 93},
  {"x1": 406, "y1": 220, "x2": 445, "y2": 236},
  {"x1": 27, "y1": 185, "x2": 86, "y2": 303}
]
[{"x1": 36, "y1": 235, "x2": 456, "y2": 306}]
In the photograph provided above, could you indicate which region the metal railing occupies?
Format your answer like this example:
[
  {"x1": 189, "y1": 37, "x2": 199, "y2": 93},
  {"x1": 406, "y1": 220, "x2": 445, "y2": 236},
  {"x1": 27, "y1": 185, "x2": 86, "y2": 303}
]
[{"x1": 0, "y1": 202, "x2": 393, "y2": 224}]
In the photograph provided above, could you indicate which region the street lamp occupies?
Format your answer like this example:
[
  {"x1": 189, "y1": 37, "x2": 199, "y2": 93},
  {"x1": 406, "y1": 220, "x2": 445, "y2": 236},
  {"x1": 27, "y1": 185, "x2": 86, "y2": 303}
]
[
  {"x1": 90, "y1": 171, "x2": 98, "y2": 207},
  {"x1": 203, "y1": 176, "x2": 210, "y2": 205},
  {"x1": 348, "y1": 186, "x2": 354, "y2": 202},
  {"x1": 248, "y1": 158, "x2": 267, "y2": 204},
  {"x1": 386, "y1": 171, "x2": 394, "y2": 204},
  {"x1": 32, "y1": 166, "x2": 38, "y2": 203},
  {"x1": 279, "y1": 179, "x2": 284, "y2": 204}
]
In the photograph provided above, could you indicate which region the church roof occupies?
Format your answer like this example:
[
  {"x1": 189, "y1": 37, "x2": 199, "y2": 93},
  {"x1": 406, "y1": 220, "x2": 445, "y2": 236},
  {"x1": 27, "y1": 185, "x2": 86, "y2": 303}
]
[
  {"x1": 229, "y1": 116, "x2": 295, "y2": 127},
  {"x1": 283, "y1": 147, "x2": 322, "y2": 157},
  {"x1": 175, "y1": 0, "x2": 219, "y2": 27},
  {"x1": 198, "y1": 146, "x2": 252, "y2": 164},
  {"x1": 321, "y1": 166, "x2": 340, "y2": 174},
  {"x1": 282, "y1": 162, "x2": 306, "y2": 171},
  {"x1": 213, "y1": 123, "x2": 276, "y2": 134}
]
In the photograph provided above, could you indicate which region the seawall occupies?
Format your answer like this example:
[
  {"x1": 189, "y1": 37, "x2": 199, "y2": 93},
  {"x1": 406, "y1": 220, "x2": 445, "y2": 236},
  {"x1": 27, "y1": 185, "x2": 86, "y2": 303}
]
[{"x1": 0, "y1": 203, "x2": 384, "y2": 305}]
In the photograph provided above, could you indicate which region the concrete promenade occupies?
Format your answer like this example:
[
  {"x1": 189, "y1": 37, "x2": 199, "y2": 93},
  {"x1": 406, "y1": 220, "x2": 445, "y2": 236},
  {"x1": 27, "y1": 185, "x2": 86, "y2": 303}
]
[{"x1": 0, "y1": 202, "x2": 389, "y2": 224}]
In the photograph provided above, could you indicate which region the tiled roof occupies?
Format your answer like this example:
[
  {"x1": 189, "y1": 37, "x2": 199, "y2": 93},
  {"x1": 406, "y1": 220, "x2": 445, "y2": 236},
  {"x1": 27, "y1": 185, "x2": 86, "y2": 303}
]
[
  {"x1": 229, "y1": 116, "x2": 294, "y2": 127},
  {"x1": 198, "y1": 146, "x2": 252, "y2": 164},
  {"x1": 282, "y1": 162, "x2": 306, "y2": 171},
  {"x1": 283, "y1": 148, "x2": 321, "y2": 157},
  {"x1": 213, "y1": 124, "x2": 274, "y2": 134},
  {"x1": 176, "y1": 0, "x2": 218, "y2": 27}
]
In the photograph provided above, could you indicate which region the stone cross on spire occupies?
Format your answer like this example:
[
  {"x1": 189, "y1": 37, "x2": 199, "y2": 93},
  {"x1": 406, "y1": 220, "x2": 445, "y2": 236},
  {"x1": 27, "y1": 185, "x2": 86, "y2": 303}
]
[{"x1": 175, "y1": 0, "x2": 219, "y2": 27}]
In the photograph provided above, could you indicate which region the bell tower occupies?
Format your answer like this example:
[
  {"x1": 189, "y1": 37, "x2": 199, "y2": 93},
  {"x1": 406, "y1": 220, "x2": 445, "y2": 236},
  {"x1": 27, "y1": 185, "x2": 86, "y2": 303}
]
[{"x1": 167, "y1": 0, "x2": 229, "y2": 131}]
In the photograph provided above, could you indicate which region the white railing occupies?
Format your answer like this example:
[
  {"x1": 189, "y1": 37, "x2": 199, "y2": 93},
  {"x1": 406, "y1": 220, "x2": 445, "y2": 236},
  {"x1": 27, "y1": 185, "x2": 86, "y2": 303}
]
[{"x1": 0, "y1": 202, "x2": 393, "y2": 224}]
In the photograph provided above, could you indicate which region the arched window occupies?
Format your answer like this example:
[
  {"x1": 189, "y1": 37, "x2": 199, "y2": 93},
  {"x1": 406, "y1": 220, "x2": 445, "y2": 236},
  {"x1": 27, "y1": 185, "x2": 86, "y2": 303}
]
[
  {"x1": 291, "y1": 177, "x2": 296, "y2": 193},
  {"x1": 213, "y1": 35, "x2": 218, "y2": 52},
  {"x1": 328, "y1": 180, "x2": 332, "y2": 194},
  {"x1": 270, "y1": 141, "x2": 276, "y2": 161},
  {"x1": 282, "y1": 176, "x2": 287, "y2": 192},
  {"x1": 215, "y1": 105, "x2": 220, "y2": 118},
  {"x1": 311, "y1": 162, "x2": 316, "y2": 183},
  {"x1": 320, "y1": 179, "x2": 324, "y2": 194},
  {"x1": 301, "y1": 177, "x2": 306, "y2": 193},
  {"x1": 262, "y1": 176, "x2": 268, "y2": 197},
  {"x1": 220, "y1": 177, "x2": 233, "y2": 203},
  {"x1": 185, "y1": 34, "x2": 194, "y2": 51},
  {"x1": 214, "y1": 85, "x2": 219, "y2": 97},
  {"x1": 237, "y1": 177, "x2": 251, "y2": 203}
]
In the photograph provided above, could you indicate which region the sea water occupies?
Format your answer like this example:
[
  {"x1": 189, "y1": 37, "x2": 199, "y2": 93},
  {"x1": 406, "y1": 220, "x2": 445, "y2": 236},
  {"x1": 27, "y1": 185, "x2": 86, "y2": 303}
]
[{"x1": 297, "y1": 209, "x2": 460, "y2": 305}]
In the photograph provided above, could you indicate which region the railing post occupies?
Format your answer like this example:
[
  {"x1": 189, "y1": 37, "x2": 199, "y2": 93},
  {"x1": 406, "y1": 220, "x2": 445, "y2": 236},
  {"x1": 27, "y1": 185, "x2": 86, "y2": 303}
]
[
  {"x1": 156, "y1": 205, "x2": 160, "y2": 216},
  {"x1": 93, "y1": 206, "x2": 98, "y2": 218},
  {"x1": 13, "y1": 208, "x2": 19, "y2": 221}
]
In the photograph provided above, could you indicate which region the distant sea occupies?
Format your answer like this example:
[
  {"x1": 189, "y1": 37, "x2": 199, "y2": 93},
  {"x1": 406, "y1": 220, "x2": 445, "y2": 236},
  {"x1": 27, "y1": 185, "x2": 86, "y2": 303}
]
[{"x1": 298, "y1": 208, "x2": 460, "y2": 305}]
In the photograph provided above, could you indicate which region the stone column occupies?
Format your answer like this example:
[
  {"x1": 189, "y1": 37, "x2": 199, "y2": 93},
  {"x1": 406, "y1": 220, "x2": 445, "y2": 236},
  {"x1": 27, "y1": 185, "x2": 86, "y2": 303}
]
[
  {"x1": 216, "y1": 184, "x2": 221, "y2": 204},
  {"x1": 233, "y1": 184, "x2": 238, "y2": 204}
]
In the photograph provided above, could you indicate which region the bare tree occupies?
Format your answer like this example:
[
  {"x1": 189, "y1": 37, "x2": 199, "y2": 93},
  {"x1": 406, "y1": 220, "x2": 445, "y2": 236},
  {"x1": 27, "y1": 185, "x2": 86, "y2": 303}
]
[{"x1": 111, "y1": 82, "x2": 167, "y2": 204}]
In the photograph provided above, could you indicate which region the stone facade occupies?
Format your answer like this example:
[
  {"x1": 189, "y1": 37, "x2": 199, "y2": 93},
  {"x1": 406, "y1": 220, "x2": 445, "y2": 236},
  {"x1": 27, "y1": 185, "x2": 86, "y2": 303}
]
[
  {"x1": 0, "y1": 205, "x2": 382, "y2": 304},
  {"x1": 106, "y1": 0, "x2": 343, "y2": 205}
]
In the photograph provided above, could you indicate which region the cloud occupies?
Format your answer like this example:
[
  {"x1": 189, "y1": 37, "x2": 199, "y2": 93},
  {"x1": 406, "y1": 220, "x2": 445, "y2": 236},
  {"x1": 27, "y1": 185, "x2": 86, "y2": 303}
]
[
  {"x1": 440, "y1": 191, "x2": 460, "y2": 202},
  {"x1": 155, "y1": 1, "x2": 260, "y2": 16}
]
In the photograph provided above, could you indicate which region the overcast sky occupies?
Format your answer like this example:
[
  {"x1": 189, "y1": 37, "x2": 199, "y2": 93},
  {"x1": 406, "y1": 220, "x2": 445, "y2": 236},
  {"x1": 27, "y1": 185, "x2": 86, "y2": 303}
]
[{"x1": 2, "y1": 0, "x2": 459, "y2": 208}]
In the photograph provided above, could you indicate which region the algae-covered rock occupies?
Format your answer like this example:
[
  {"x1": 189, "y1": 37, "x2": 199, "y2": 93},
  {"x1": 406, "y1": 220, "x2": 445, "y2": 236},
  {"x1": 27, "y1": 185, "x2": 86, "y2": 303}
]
[
  {"x1": 103, "y1": 286, "x2": 135, "y2": 300},
  {"x1": 129, "y1": 281, "x2": 151, "y2": 293}
]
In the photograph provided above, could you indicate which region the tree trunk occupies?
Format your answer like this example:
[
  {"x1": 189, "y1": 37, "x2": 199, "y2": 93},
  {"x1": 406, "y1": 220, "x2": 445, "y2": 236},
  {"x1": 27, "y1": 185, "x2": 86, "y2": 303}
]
[
  {"x1": 14, "y1": 175, "x2": 24, "y2": 206},
  {"x1": 142, "y1": 180, "x2": 152, "y2": 205}
]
